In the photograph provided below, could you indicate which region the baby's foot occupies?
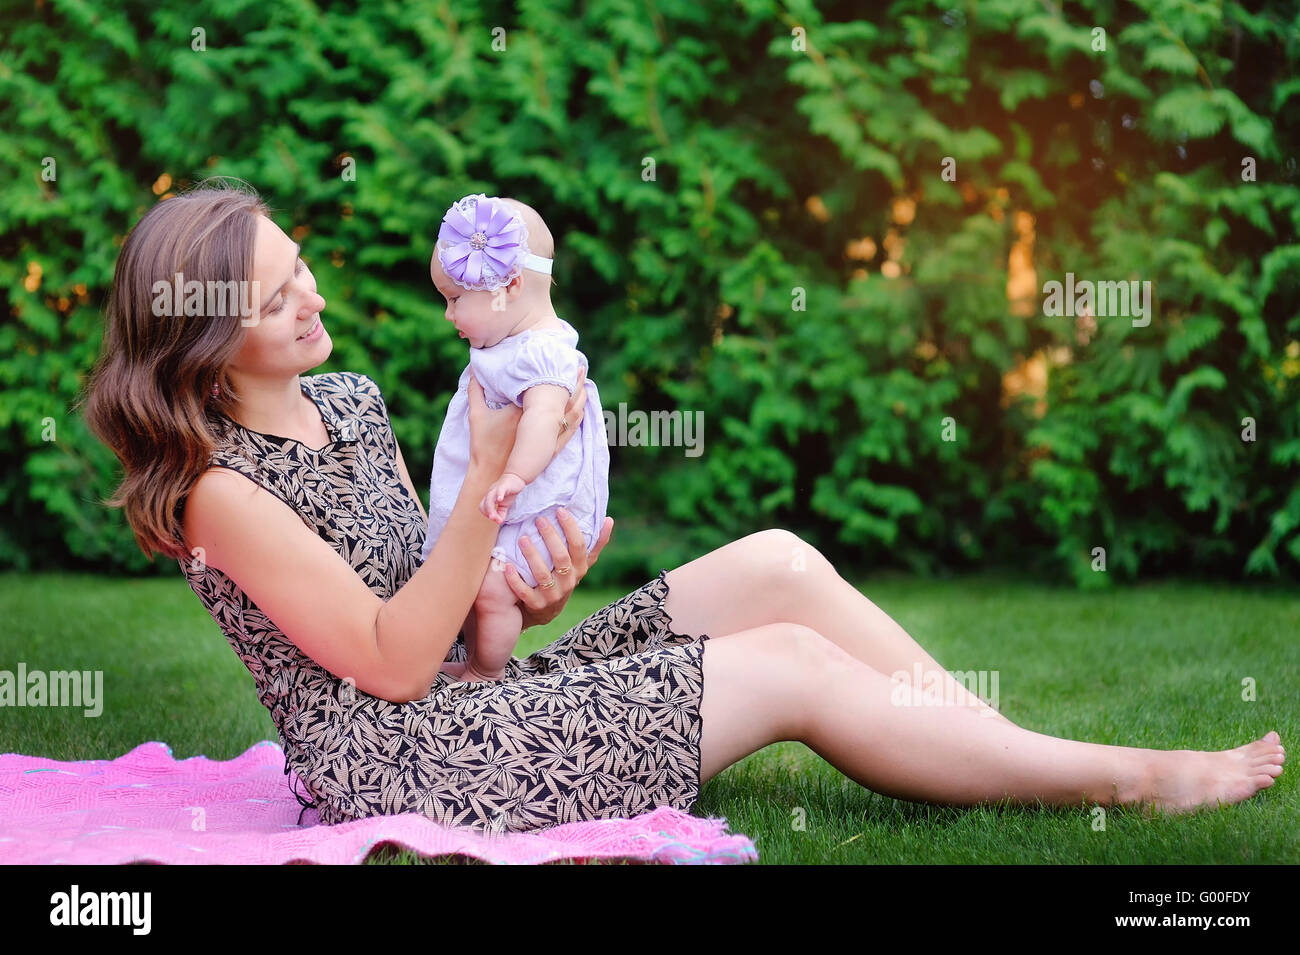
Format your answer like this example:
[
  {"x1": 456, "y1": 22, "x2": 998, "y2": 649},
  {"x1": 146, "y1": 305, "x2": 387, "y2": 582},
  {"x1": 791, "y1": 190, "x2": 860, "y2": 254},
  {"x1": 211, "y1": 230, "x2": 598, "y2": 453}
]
[
  {"x1": 460, "y1": 658, "x2": 507, "y2": 683},
  {"x1": 439, "y1": 660, "x2": 468, "y2": 679},
  {"x1": 1136, "y1": 731, "x2": 1285, "y2": 815}
]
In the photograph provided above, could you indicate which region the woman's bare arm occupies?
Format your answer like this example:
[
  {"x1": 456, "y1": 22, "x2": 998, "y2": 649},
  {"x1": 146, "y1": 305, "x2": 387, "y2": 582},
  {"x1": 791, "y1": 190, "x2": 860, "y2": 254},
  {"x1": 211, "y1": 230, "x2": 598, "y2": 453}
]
[
  {"x1": 183, "y1": 467, "x2": 415, "y2": 701},
  {"x1": 184, "y1": 370, "x2": 597, "y2": 704},
  {"x1": 372, "y1": 458, "x2": 503, "y2": 698},
  {"x1": 185, "y1": 458, "x2": 499, "y2": 703}
]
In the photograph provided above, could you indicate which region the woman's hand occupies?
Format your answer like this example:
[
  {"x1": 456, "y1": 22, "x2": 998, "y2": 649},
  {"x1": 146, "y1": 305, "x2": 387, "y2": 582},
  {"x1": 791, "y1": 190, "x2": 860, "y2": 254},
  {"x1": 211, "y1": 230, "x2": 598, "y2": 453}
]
[
  {"x1": 555, "y1": 367, "x2": 587, "y2": 455},
  {"x1": 503, "y1": 508, "x2": 614, "y2": 629},
  {"x1": 466, "y1": 373, "x2": 522, "y2": 476}
]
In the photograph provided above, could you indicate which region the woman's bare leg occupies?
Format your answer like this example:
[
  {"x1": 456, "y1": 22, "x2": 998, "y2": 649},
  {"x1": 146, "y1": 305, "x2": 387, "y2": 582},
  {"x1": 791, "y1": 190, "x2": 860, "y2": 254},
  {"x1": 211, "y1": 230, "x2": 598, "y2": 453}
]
[
  {"x1": 664, "y1": 529, "x2": 1014, "y2": 725},
  {"x1": 698, "y1": 622, "x2": 1286, "y2": 813}
]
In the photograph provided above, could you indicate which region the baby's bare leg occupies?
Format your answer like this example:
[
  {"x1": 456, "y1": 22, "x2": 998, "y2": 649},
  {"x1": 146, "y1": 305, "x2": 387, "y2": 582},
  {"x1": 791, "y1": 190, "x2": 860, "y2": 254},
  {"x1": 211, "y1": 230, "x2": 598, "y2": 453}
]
[
  {"x1": 460, "y1": 605, "x2": 478, "y2": 667},
  {"x1": 440, "y1": 607, "x2": 477, "y2": 679},
  {"x1": 461, "y1": 566, "x2": 523, "y2": 682}
]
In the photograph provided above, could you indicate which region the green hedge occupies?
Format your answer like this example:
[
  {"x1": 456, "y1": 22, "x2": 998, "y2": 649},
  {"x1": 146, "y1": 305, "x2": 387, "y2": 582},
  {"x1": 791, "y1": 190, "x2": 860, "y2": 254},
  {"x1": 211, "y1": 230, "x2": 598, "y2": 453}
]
[{"x1": 2, "y1": 0, "x2": 1297, "y2": 588}]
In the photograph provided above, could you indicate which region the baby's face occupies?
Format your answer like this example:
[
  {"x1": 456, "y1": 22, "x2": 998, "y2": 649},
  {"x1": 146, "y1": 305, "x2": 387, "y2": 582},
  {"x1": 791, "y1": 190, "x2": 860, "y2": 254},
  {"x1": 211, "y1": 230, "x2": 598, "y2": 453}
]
[{"x1": 430, "y1": 251, "x2": 517, "y2": 349}]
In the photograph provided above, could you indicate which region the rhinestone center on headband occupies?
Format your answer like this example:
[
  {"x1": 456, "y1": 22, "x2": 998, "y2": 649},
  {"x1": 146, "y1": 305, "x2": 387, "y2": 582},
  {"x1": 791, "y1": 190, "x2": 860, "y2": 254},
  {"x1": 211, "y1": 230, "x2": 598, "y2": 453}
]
[{"x1": 469, "y1": 231, "x2": 488, "y2": 250}]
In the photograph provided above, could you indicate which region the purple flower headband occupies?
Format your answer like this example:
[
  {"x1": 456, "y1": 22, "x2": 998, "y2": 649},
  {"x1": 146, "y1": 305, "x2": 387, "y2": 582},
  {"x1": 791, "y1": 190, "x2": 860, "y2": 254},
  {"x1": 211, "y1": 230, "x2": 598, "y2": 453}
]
[{"x1": 436, "y1": 193, "x2": 554, "y2": 292}]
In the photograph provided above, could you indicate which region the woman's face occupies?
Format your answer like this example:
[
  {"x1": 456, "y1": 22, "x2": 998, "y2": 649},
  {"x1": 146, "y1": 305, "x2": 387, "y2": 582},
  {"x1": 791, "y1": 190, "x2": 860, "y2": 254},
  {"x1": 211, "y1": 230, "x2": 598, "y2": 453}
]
[{"x1": 230, "y1": 215, "x2": 329, "y2": 378}]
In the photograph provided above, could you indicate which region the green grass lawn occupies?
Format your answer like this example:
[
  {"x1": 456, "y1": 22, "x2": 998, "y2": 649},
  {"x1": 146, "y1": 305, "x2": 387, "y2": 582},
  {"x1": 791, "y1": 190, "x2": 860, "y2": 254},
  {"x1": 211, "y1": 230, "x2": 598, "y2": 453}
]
[{"x1": 1, "y1": 571, "x2": 1295, "y2": 864}]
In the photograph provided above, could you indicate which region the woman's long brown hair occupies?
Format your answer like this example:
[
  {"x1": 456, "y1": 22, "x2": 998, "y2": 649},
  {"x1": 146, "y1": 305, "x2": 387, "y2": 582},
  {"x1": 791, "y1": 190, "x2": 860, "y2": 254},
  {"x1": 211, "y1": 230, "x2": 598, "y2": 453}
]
[{"x1": 74, "y1": 180, "x2": 269, "y2": 563}]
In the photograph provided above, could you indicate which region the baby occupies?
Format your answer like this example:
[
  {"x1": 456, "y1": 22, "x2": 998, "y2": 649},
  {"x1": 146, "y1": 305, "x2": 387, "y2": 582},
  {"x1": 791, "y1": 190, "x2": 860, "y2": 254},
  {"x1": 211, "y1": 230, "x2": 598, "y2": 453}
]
[{"x1": 420, "y1": 193, "x2": 610, "y2": 682}]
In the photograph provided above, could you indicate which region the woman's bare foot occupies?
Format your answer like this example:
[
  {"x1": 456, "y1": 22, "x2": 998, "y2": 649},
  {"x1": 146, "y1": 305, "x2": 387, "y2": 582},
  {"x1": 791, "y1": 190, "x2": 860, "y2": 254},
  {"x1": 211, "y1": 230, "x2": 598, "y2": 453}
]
[{"x1": 1132, "y1": 731, "x2": 1285, "y2": 815}]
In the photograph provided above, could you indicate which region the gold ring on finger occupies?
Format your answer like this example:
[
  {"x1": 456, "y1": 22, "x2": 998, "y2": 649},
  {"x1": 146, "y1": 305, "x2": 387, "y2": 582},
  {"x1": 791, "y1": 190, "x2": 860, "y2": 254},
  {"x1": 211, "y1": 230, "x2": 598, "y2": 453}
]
[
  {"x1": 541, "y1": 575, "x2": 557, "y2": 589},
  {"x1": 555, "y1": 565, "x2": 572, "y2": 575}
]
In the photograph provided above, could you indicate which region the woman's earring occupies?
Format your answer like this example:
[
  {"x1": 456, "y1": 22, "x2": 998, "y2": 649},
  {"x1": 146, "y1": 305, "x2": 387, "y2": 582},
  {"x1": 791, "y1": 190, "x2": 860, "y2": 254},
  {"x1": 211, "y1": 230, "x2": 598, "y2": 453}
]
[{"x1": 211, "y1": 381, "x2": 220, "y2": 397}]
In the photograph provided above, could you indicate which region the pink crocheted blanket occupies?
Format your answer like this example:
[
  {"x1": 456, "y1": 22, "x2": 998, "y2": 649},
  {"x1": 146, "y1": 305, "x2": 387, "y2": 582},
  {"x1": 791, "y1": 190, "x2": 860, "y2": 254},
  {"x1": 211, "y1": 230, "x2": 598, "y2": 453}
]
[{"x1": 0, "y1": 740, "x2": 757, "y2": 865}]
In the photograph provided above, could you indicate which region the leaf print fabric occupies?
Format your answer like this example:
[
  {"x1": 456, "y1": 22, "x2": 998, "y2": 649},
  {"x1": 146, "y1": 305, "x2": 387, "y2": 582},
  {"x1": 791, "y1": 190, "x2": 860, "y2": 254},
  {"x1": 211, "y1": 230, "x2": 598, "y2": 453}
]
[{"x1": 177, "y1": 371, "x2": 710, "y2": 831}]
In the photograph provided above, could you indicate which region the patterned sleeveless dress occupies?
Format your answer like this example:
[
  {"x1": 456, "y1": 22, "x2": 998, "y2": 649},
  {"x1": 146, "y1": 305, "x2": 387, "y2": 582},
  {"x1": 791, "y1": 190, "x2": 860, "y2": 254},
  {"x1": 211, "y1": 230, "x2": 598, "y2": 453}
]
[{"x1": 177, "y1": 371, "x2": 711, "y2": 832}]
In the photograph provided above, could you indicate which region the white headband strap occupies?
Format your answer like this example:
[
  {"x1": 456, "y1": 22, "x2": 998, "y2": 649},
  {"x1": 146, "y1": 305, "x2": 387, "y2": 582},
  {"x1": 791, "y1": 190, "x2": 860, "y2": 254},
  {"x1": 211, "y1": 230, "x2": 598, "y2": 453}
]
[{"x1": 523, "y1": 251, "x2": 553, "y2": 275}]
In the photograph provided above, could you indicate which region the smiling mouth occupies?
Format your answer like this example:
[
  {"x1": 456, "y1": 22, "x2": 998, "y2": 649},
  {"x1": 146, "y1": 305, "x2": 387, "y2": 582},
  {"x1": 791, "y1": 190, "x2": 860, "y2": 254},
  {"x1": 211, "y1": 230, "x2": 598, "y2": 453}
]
[{"x1": 297, "y1": 317, "x2": 321, "y2": 340}]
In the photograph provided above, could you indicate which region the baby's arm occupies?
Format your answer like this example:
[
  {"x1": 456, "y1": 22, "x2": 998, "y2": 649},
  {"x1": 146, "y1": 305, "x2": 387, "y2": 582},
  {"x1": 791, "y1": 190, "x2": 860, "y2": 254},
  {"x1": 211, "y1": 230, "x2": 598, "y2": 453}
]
[
  {"x1": 502, "y1": 383, "x2": 573, "y2": 485},
  {"x1": 479, "y1": 383, "x2": 572, "y2": 522}
]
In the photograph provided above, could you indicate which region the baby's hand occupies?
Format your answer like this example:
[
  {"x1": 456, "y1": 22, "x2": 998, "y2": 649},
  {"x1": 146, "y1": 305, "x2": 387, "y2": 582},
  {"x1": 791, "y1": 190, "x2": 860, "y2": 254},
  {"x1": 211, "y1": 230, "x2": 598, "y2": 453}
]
[{"x1": 480, "y1": 472, "x2": 527, "y2": 524}]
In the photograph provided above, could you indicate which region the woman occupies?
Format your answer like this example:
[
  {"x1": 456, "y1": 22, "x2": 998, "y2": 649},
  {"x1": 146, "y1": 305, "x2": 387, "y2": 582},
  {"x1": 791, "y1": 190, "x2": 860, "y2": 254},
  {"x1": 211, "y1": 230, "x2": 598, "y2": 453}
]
[{"x1": 79, "y1": 182, "x2": 1284, "y2": 833}]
